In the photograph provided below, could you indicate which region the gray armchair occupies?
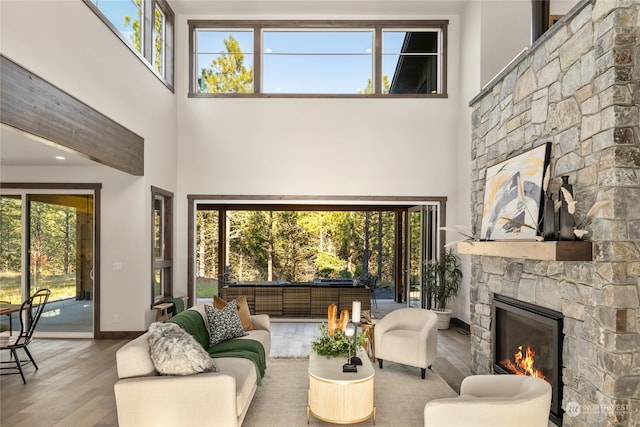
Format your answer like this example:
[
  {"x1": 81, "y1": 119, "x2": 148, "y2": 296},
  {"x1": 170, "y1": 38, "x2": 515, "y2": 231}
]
[{"x1": 374, "y1": 307, "x2": 438, "y2": 379}]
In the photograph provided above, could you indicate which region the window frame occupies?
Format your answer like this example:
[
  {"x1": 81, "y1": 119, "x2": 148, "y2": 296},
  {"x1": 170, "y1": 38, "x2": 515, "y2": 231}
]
[
  {"x1": 188, "y1": 20, "x2": 448, "y2": 98},
  {"x1": 186, "y1": 195, "x2": 449, "y2": 306},
  {"x1": 151, "y1": 186, "x2": 173, "y2": 304},
  {"x1": 84, "y1": 0, "x2": 175, "y2": 92}
]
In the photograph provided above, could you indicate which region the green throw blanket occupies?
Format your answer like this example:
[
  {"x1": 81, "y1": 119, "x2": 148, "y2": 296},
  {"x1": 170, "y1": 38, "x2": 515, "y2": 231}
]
[
  {"x1": 168, "y1": 309, "x2": 210, "y2": 348},
  {"x1": 208, "y1": 337, "x2": 267, "y2": 386},
  {"x1": 167, "y1": 309, "x2": 267, "y2": 385},
  {"x1": 167, "y1": 298, "x2": 185, "y2": 317}
]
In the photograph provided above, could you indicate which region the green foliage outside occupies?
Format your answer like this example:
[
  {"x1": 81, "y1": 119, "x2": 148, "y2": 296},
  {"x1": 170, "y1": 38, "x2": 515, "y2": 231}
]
[
  {"x1": 358, "y1": 75, "x2": 391, "y2": 94},
  {"x1": 199, "y1": 35, "x2": 253, "y2": 93},
  {"x1": 196, "y1": 277, "x2": 218, "y2": 299},
  {"x1": 0, "y1": 196, "x2": 21, "y2": 273},
  {"x1": 123, "y1": 0, "x2": 166, "y2": 75},
  {"x1": 1, "y1": 197, "x2": 79, "y2": 303},
  {"x1": 0, "y1": 273, "x2": 75, "y2": 304},
  {"x1": 196, "y1": 210, "x2": 397, "y2": 286},
  {"x1": 315, "y1": 251, "x2": 347, "y2": 278}
]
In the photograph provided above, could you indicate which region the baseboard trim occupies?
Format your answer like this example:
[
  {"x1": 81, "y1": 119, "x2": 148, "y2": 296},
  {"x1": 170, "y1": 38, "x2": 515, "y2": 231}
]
[
  {"x1": 97, "y1": 331, "x2": 144, "y2": 340},
  {"x1": 450, "y1": 317, "x2": 470, "y2": 333}
]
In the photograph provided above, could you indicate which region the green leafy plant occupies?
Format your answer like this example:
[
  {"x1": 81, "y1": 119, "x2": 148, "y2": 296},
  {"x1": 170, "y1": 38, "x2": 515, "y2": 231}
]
[
  {"x1": 423, "y1": 249, "x2": 463, "y2": 310},
  {"x1": 310, "y1": 324, "x2": 367, "y2": 358}
]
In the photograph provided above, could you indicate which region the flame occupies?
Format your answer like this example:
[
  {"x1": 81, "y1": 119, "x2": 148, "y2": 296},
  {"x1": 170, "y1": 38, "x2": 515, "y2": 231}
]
[{"x1": 500, "y1": 345, "x2": 548, "y2": 381}]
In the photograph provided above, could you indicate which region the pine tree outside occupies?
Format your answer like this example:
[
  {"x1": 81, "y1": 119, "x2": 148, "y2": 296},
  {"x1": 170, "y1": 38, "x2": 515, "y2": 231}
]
[{"x1": 196, "y1": 209, "x2": 398, "y2": 300}]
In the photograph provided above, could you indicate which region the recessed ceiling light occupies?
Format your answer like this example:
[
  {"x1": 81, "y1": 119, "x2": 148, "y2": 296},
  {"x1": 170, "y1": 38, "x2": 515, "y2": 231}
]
[{"x1": 55, "y1": 156, "x2": 66, "y2": 160}]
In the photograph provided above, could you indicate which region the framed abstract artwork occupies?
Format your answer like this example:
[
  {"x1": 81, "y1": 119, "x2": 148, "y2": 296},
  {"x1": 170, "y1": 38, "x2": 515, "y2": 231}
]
[{"x1": 480, "y1": 143, "x2": 551, "y2": 240}]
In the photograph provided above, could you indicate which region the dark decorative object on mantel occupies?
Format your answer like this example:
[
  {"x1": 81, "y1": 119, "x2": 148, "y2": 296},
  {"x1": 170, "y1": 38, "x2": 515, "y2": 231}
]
[
  {"x1": 543, "y1": 193, "x2": 557, "y2": 241},
  {"x1": 559, "y1": 176, "x2": 576, "y2": 241}
]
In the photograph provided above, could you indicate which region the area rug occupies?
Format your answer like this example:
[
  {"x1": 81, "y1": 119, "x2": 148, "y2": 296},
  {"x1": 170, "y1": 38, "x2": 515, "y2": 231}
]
[{"x1": 243, "y1": 357, "x2": 458, "y2": 426}]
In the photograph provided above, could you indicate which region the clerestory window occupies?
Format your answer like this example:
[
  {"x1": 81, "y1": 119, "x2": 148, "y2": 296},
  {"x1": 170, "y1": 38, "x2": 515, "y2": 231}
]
[
  {"x1": 189, "y1": 21, "x2": 447, "y2": 97},
  {"x1": 85, "y1": 0, "x2": 174, "y2": 91}
]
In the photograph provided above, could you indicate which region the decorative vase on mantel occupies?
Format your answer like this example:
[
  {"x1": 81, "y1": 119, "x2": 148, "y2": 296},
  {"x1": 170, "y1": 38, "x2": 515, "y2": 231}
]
[
  {"x1": 543, "y1": 193, "x2": 557, "y2": 241},
  {"x1": 559, "y1": 176, "x2": 576, "y2": 241}
]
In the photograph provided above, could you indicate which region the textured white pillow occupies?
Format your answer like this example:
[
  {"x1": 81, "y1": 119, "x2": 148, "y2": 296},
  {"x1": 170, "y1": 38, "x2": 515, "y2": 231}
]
[
  {"x1": 204, "y1": 302, "x2": 248, "y2": 346},
  {"x1": 147, "y1": 322, "x2": 217, "y2": 375}
]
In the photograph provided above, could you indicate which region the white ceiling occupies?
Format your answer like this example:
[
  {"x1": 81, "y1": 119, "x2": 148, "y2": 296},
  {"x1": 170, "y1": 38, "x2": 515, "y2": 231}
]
[
  {"x1": 0, "y1": 124, "x2": 97, "y2": 168},
  {"x1": 168, "y1": 0, "x2": 467, "y2": 16}
]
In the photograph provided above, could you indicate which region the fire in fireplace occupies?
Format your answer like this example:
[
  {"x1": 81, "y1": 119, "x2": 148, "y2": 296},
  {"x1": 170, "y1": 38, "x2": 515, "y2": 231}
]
[
  {"x1": 500, "y1": 344, "x2": 549, "y2": 381},
  {"x1": 493, "y1": 295, "x2": 563, "y2": 423}
]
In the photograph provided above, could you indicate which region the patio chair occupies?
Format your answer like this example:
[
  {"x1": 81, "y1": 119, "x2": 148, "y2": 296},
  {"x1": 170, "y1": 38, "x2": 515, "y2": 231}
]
[
  {"x1": 0, "y1": 289, "x2": 51, "y2": 383},
  {"x1": 361, "y1": 274, "x2": 379, "y2": 309}
]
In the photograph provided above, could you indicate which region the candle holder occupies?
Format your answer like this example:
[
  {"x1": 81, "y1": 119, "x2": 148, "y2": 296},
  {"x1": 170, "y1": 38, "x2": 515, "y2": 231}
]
[
  {"x1": 342, "y1": 322, "x2": 358, "y2": 372},
  {"x1": 349, "y1": 301, "x2": 362, "y2": 366}
]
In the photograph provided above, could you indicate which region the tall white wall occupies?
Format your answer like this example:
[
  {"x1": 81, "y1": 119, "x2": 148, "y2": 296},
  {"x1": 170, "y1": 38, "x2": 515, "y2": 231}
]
[
  {"x1": 174, "y1": 11, "x2": 467, "y2": 316},
  {"x1": 551, "y1": 0, "x2": 581, "y2": 15},
  {"x1": 1, "y1": 0, "x2": 537, "y2": 331},
  {"x1": 446, "y1": 0, "x2": 483, "y2": 324},
  {"x1": 480, "y1": 0, "x2": 532, "y2": 87},
  {"x1": 0, "y1": 0, "x2": 178, "y2": 331}
]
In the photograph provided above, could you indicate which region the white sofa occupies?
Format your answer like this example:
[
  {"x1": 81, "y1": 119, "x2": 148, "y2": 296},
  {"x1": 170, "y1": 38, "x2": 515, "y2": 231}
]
[
  {"x1": 423, "y1": 374, "x2": 552, "y2": 427},
  {"x1": 374, "y1": 307, "x2": 438, "y2": 378},
  {"x1": 114, "y1": 304, "x2": 270, "y2": 427}
]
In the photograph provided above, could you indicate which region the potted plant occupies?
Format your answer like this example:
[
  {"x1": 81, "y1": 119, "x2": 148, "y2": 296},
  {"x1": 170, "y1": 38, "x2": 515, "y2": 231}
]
[{"x1": 424, "y1": 249, "x2": 463, "y2": 329}]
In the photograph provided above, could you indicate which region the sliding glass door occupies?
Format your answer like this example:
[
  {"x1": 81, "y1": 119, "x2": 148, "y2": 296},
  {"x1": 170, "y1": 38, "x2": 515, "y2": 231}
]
[
  {"x1": 406, "y1": 204, "x2": 440, "y2": 308},
  {"x1": 0, "y1": 191, "x2": 95, "y2": 337}
]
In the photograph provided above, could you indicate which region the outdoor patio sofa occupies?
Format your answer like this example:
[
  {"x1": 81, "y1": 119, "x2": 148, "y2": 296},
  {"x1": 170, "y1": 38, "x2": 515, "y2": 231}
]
[
  {"x1": 222, "y1": 283, "x2": 371, "y2": 317},
  {"x1": 114, "y1": 303, "x2": 270, "y2": 427}
]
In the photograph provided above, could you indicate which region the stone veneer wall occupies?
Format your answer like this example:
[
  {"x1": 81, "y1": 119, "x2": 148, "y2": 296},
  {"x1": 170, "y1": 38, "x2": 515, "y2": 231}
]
[{"x1": 468, "y1": 1, "x2": 639, "y2": 425}]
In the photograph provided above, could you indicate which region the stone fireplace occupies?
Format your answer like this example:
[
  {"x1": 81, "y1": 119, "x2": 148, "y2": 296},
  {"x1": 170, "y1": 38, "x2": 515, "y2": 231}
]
[
  {"x1": 468, "y1": 1, "x2": 639, "y2": 425},
  {"x1": 493, "y1": 295, "x2": 563, "y2": 423}
]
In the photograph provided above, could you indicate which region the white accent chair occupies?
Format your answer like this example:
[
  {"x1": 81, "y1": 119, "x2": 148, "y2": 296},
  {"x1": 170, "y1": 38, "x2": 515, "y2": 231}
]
[
  {"x1": 374, "y1": 307, "x2": 438, "y2": 379},
  {"x1": 423, "y1": 374, "x2": 552, "y2": 427}
]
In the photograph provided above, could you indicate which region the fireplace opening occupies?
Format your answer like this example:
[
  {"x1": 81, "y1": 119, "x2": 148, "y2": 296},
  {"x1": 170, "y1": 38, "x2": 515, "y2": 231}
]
[{"x1": 493, "y1": 295, "x2": 563, "y2": 423}]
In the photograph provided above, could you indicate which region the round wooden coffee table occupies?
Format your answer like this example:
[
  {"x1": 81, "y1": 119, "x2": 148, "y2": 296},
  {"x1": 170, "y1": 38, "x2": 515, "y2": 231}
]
[{"x1": 307, "y1": 348, "x2": 375, "y2": 424}]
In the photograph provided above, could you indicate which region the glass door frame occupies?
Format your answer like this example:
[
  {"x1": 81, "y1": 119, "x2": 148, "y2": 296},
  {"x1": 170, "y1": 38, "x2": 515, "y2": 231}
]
[
  {"x1": 186, "y1": 196, "x2": 447, "y2": 308},
  {"x1": 0, "y1": 183, "x2": 101, "y2": 338},
  {"x1": 405, "y1": 202, "x2": 442, "y2": 309}
]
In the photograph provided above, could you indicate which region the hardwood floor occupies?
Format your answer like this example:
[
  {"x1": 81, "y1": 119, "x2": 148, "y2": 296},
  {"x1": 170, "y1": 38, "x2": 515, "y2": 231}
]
[
  {"x1": 0, "y1": 315, "x2": 470, "y2": 426},
  {"x1": 0, "y1": 338, "x2": 124, "y2": 427},
  {"x1": 429, "y1": 325, "x2": 472, "y2": 394}
]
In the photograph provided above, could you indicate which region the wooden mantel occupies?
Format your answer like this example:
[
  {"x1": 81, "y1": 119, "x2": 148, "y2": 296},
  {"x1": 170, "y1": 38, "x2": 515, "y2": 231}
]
[{"x1": 457, "y1": 240, "x2": 593, "y2": 261}]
